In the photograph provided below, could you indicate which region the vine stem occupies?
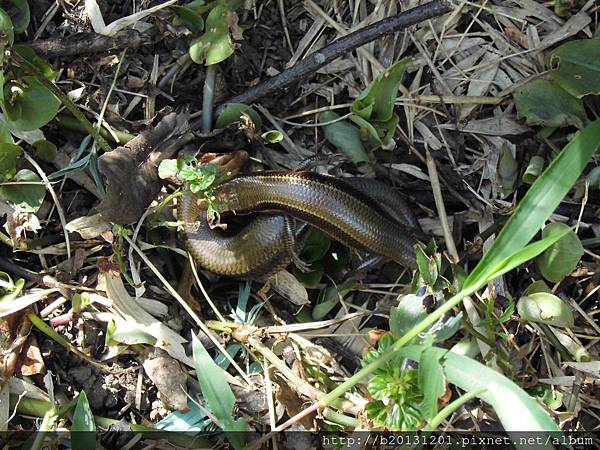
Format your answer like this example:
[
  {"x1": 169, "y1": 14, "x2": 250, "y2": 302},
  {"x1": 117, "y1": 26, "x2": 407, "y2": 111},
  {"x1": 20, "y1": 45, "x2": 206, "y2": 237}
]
[{"x1": 10, "y1": 50, "x2": 112, "y2": 153}]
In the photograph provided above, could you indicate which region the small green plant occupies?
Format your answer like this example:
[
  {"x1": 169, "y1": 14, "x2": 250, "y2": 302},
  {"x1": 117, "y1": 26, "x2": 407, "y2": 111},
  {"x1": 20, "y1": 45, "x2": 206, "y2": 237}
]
[
  {"x1": 362, "y1": 335, "x2": 425, "y2": 430},
  {"x1": 158, "y1": 154, "x2": 223, "y2": 222}
]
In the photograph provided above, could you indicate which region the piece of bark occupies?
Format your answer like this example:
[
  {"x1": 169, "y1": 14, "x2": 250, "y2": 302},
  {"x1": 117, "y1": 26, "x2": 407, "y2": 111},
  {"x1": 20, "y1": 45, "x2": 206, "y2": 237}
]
[
  {"x1": 26, "y1": 29, "x2": 151, "y2": 58},
  {"x1": 97, "y1": 111, "x2": 192, "y2": 224}
]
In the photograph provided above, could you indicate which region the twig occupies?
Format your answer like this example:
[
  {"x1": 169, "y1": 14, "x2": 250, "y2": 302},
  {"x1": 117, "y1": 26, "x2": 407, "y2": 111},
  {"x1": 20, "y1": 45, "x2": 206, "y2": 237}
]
[
  {"x1": 25, "y1": 29, "x2": 150, "y2": 58},
  {"x1": 425, "y1": 149, "x2": 459, "y2": 262},
  {"x1": 216, "y1": 0, "x2": 452, "y2": 115}
]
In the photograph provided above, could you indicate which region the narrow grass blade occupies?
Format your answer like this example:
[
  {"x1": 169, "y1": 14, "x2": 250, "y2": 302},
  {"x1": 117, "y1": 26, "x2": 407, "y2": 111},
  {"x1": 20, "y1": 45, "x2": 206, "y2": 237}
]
[{"x1": 464, "y1": 120, "x2": 600, "y2": 289}]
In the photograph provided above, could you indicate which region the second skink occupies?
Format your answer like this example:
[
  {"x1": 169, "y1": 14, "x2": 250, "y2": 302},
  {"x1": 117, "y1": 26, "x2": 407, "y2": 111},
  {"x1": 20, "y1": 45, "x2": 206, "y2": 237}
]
[{"x1": 211, "y1": 171, "x2": 421, "y2": 270}]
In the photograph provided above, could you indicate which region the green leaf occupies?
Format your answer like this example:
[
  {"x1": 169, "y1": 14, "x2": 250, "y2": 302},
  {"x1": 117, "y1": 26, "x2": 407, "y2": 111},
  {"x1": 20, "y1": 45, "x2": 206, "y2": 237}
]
[
  {"x1": 158, "y1": 159, "x2": 179, "y2": 179},
  {"x1": 0, "y1": 123, "x2": 14, "y2": 144},
  {"x1": 261, "y1": 130, "x2": 283, "y2": 144},
  {"x1": 71, "y1": 391, "x2": 96, "y2": 450},
  {"x1": 2, "y1": 76, "x2": 60, "y2": 131},
  {"x1": 320, "y1": 111, "x2": 369, "y2": 164},
  {"x1": 419, "y1": 347, "x2": 446, "y2": 419},
  {"x1": 12, "y1": 45, "x2": 57, "y2": 81},
  {"x1": 416, "y1": 246, "x2": 437, "y2": 286},
  {"x1": 105, "y1": 318, "x2": 158, "y2": 346},
  {"x1": 171, "y1": 5, "x2": 204, "y2": 33},
  {"x1": 0, "y1": 142, "x2": 22, "y2": 180},
  {"x1": 463, "y1": 120, "x2": 600, "y2": 289},
  {"x1": 0, "y1": 8, "x2": 14, "y2": 48},
  {"x1": 400, "y1": 345, "x2": 559, "y2": 432},
  {"x1": 548, "y1": 38, "x2": 600, "y2": 98},
  {"x1": 1, "y1": 0, "x2": 29, "y2": 33},
  {"x1": 523, "y1": 280, "x2": 552, "y2": 296},
  {"x1": 348, "y1": 113, "x2": 382, "y2": 148},
  {"x1": 517, "y1": 292, "x2": 574, "y2": 328},
  {"x1": 299, "y1": 228, "x2": 331, "y2": 263},
  {"x1": 514, "y1": 79, "x2": 587, "y2": 129},
  {"x1": 390, "y1": 294, "x2": 427, "y2": 339},
  {"x1": 522, "y1": 155, "x2": 544, "y2": 184},
  {"x1": 349, "y1": 58, "x2": 409, "y2": 149},
  {"x1": 216, "y1": 103, "x2": 262, "y2": 129},
  {"x1": 32, "y1": 139, "x2": 57, "y2": 162},
  {"x1": 497, "y1": 143, "x2": 519, "y2": 195},
  {"x1": 0, "y1": 168, "x2": 45, "y2": 212},
  {"x1": 536, "y1": 222, "x2": 583, "y2": 283},
  {"x1": 293, "y1": 260, "x2": 323, "y2": 287},
  {"x1": 0, "y1": 271, "x2": 24, "y2": 301},
  {"x1": 192, "y1": 334, "x2": 247, "y2": 449},
  {"x1": 189, "y1": 5, "x2": 236, "y2": 65},
  {"x1": 312, "y1": 280, "x2": 355, "y2": 321},
  {"x1": 352, "y1": 58, "x2": 409, "y2": 123}
]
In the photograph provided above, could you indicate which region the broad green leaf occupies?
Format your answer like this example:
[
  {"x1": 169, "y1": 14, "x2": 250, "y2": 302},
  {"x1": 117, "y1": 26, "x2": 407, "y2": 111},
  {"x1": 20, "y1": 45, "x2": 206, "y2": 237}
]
[
  {"x1": 0, "y1": 123, "x2": 14, "y2": 144},
  {"x1": 523, "y1": 280, "x2": 552, "y2": 295},
  {"x1": 536, "y1": 222, "x2": 583, "y2": 282},
  {"x1": 0, "y1": 8, "x2": 14, "y2": 48},
  {"x1": 320, "y1": 111, "x2": 369, "y2": 164},
  {"x1": 0, "y1": 142, "x2": 22, "y2": 180},
  {"x1": 32, "y1": 139, "x2": 57, "y2": 162},
  {"x1": 0, "y1": 168, "x2": 45, "y2": 212},
  {"x1": 189, "y1": 5, "x2": 236, "y2": 65},
  {"x1": 548, "y1": 38, "x2": 600, "y2": 98},
  {"x1": 192, "y1": 334, "x2": 247, "y2": 449},
  {"x1": 352, "y1": 58, "x2": 409, "y2": 123},
  {"x1": 170, "y1": 5, "x2": 204, "y2": 33},
  {"x1": 216, "y1": 103, "x2": 262, "y2": 129},
  {"x1": 2, "y1": 76, "x2": 60, "y2": 131},
  {"x1": 293, "y1": 260, "x2": 323, "y2": 287},
  {"x1": 1, "y1": 0, "x2": 29, "y2": 33},
  {"x1": 514, "y1": 79, "x2": 587, "y2": 129},
  {"x1": 463, "y1": 120, "x2": 600, "y2": 289},
  {"x1": 517, "y1": 292, "x2": 574, "y2": 328},
  {"x1": 300, "y1": 228, "x2": 330, "y2": 263},
  {"x1": 419, "y1": 347, "x2": 446, "y2": 419},
  {"x1": 400, "y1": 345, "x2": 559, "y2": 432}
]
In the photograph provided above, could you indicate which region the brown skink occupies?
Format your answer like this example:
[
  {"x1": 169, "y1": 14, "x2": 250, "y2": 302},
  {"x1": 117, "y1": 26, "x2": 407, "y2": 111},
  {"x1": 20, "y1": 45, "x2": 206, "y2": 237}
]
[
  {"x1": 211, "y1": 172, "x2": 421, "y2": 270},
  {"x1": 179, "y1": 192, "x2": 305, "y2": 279}
]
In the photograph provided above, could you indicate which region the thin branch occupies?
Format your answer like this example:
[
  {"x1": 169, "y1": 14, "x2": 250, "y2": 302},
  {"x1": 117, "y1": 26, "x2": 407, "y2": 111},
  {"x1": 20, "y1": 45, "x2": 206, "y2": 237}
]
[{"x1": 216, "y1": 0, "x2": 452, "y2": 115}]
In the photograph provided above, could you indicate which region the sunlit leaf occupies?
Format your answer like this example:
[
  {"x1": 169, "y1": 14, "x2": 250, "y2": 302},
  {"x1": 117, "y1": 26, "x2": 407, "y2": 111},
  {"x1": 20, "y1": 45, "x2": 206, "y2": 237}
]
[{"x1": 517, "y1": 292, "x2": 574, "y2": 328}]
